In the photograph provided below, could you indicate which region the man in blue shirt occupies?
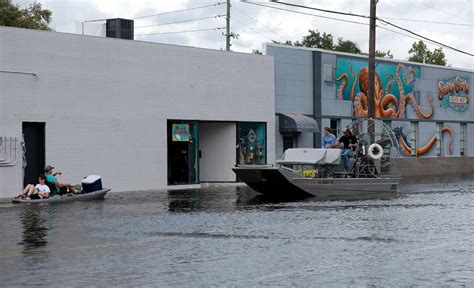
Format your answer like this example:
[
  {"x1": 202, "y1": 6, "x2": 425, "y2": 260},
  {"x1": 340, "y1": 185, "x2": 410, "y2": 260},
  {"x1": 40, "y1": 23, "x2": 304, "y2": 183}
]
[
  {"x1": 44, "y1": 165, "x2": 77, "y2": 195},
  {"x1": 322, "y1": 127, "x2": 336, "y2": 148}
]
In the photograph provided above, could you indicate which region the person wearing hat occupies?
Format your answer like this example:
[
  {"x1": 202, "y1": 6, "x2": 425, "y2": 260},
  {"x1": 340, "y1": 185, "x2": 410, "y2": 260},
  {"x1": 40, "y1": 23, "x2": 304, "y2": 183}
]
[
  {"x1": 44, "y1": 165, "x2": 77, "y2": 195},
  {"x1": 331, "y1": 129, "x2": 358, "y2": 171}
]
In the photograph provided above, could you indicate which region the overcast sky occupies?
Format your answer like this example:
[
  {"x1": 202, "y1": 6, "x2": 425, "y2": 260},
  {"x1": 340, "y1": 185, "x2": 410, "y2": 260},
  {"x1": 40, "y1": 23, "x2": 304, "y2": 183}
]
[{"x1": 16, "y1": 0, "x2": 474, "y2": 70}]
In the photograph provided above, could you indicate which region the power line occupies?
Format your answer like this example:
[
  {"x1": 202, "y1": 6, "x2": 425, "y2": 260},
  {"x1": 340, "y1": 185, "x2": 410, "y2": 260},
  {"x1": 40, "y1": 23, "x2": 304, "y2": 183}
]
[
  {"x1": 416, "y1": 1, "x2": 473, "y2": 23},
  {"x1": 241, "y1": 1, "x2": 369, "y2": 26},
  {"x1": 233, "y1": 3, "x2": 286, "y2": 41},
  {"x1": 256, "y1": 1, "x2": 473, "y2": 57},
  {"x1": 377, "y1": 18, "x2": 474, "y2": 57},
  {"x1": 378, "y1": 16, "x2": 473, "y2": 27},
  {"x1": 135, "y1": 27, "x2": 226, "y2": 36},
  {"x1": 134, "y1": 2, "x2": 225, "y2": 20},
  {"x1": 265, "y1": 0, "x2": 369, "y2": 19},
  {"x1": 135, "y1": 15, "x2": 225, "y2": 29}
]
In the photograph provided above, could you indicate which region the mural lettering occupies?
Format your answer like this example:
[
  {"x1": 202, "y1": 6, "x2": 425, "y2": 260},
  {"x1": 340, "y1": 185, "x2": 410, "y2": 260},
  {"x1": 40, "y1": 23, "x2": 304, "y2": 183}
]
[{"x1": 438, "y1": 76, "x2": 470, "y2": 112}]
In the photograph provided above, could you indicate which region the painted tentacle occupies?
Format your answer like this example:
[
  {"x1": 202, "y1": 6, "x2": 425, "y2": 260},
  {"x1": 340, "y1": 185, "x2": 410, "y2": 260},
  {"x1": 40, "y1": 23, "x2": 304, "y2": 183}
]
[
  {"x1": 349, "y1": 62, "x2": 357, "y2": 101},
  {"x1": 381, "y1": 94, "x2": 398, "y2": 118},
  {"x1": 398, "y1": 135, "x2": 412, "y2": 156},
  {"x1": 410, "y1": 93, "x2": 434, "y2": 119},
  {"x1": 335, "y1": 73, "x2": 348, "y2": 100},
  {"x1": 354, "y1": 92, "x2": 368, "y2": 117},
  {"x1": 385, "y1": 72, "x2": 395, "y2": 96},
  {"x1": 442, "y1": 127, "x2": 454, "y2": 154}
]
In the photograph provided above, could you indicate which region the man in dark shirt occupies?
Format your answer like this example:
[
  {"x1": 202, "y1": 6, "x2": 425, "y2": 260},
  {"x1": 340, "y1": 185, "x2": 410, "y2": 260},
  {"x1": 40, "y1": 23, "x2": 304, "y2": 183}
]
[{"x1": 332, "y1": 129, "x2": 358, "y2": 171}]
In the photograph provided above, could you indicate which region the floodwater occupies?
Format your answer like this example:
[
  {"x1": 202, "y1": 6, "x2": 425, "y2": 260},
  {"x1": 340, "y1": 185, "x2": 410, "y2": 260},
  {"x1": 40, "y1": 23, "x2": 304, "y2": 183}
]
[{"x1": 1, "y1": 181, "x2": 473, "y2": 287}]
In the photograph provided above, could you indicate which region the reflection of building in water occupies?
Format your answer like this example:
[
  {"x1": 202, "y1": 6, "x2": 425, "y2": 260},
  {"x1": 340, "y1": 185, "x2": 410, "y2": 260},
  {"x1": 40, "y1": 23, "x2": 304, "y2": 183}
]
[{"x1": 19, "y1": 206, "x2": 48, "y2": 253}]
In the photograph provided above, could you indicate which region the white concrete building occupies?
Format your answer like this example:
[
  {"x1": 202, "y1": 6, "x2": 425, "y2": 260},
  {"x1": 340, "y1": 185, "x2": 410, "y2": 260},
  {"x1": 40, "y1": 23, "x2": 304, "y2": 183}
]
[{"x1": 0, "y1": 26, "x2": 275, "y2": 198}]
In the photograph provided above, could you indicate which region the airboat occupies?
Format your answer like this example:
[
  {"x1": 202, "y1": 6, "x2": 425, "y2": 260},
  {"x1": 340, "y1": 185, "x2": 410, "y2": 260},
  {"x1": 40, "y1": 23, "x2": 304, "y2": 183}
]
[{"x1": 233, "y1": 119, "x2": 401, "y2": 199}]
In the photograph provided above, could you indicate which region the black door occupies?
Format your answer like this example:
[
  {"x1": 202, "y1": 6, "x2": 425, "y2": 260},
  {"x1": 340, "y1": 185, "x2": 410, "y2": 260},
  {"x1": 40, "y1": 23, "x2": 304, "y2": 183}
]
[{"x1": 22, "y1": 122, "x2": 45, "y2": 187}]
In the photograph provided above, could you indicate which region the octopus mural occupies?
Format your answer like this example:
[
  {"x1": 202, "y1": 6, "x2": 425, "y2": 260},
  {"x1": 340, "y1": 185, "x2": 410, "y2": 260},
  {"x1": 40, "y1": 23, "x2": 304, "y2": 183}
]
[
  {"x1": 393, "y1": 126, "x2": 453, "y2": 157},
  {"x1": 336, "y1": 62, "x2": 433, "y2": 119},
  {"x1": 335, "y1": 58, "x2": 455, "y2": 156}
]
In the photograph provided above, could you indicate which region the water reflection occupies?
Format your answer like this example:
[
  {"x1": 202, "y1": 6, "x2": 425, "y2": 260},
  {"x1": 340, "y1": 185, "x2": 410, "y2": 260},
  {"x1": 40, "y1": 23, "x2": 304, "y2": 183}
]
[{"x1": 18, "y1": 205, "x2": 48, "y2": 253}]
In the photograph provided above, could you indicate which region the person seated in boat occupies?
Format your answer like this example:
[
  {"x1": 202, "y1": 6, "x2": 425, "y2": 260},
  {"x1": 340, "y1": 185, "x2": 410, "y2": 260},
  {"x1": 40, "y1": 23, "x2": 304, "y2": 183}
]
[
  {"x1": 15, "y1": 174, "x2": 51, "y2": 200},
  {"x1": 331, "y1": 128, "x2": 358, "y2": 171},
  {"x1": 322, "y1": 127, "x2": 337, "y2": 148},
  {"x1": 44, "y1": 165, "x2": 77, "y2": 195}
]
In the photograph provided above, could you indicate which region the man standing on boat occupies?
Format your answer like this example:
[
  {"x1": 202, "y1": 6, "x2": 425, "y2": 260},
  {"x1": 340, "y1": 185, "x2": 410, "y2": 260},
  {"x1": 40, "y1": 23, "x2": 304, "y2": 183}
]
[{"x1": 332, "y1": 129, "x2": 358, "y2": 171}]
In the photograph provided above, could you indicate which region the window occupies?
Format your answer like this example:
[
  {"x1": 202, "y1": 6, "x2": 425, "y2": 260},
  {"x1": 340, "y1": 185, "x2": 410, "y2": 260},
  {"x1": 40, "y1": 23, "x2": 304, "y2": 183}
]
[
  {"x1": 238, "y1": 122, "x2": 266, "y2": 165},
  {"x1": 330, "y1": 118, "x2": 340, "y2": 137},
  {"x1": 410, "y1": 122, "x2": 418, "y2": 156},
  {"x1": 460, "y1": 123, "x2": 467, "y2": 156}
]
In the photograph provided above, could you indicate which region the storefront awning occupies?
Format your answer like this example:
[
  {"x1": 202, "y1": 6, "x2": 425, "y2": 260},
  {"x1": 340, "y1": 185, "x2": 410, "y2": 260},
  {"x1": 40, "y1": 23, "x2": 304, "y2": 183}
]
[{"x1": 278, "y1": 113, "x2": 319, "y2": 133}]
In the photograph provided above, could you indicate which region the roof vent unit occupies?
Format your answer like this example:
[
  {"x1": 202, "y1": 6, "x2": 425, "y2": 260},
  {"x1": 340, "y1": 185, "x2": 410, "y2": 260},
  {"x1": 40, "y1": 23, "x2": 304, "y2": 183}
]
[{"x1": 106, "y1": 18, "x2": 134, "y2": 40}]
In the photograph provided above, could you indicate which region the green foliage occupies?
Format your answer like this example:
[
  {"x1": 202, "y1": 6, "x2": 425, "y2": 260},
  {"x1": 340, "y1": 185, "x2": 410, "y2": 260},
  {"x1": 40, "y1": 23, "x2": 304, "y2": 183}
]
[
  {"x1": 300, "y1": 30, "x2": 334, "y2": 50},
  {"x1": 334, "y1": 38, "x2": 361, "y2": 54},
  {"x1": 408, "y1": 40, "x2": 447, "y2": 66},
  {"x1": 0, "y1": 0, "x2": 52, "y2": 30},
  {"x1": 375, "y1": 50, "x2": 393, "y2": 58}
]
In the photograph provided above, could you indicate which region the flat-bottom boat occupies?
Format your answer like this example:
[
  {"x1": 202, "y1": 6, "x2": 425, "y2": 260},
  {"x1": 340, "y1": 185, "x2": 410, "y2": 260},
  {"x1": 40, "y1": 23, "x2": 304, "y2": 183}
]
[
  {"x1": 12, "y1": 188, "x2": 110, "y2": 204},
  {"x1": 233, "y1": 119, "x2": 401, "y2": 199}
]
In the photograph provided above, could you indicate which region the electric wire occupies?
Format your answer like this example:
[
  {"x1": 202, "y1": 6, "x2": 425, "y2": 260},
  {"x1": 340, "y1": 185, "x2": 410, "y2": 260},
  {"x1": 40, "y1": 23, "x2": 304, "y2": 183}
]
[
  {"x1": 135, "y1": 27, "x2": 226, "y2": 36},
  {"x1": 245, "y1": 1, "x2": 473, "y2": 57},
  {"x1": 241, "y1": 1, "x2": 369, "y2": 26},
  {"x1": 134, "y1": 2, "x2": 225, "y2": 20},
  {"x1": 135, "y1": 15, "x2": 225, "y2": 29},
  {"x1": 233, "y1": 3, "x2": 286, "y2": 40},
  {"x1": 377, "y1": 18, "x2": 474, "y2": 57},
  {"x1": 416, "y1": 1, "x2": 473, "y2": 23},
  {"x1": 378, "y1": 16, "x2": 473, "y2": 27}
]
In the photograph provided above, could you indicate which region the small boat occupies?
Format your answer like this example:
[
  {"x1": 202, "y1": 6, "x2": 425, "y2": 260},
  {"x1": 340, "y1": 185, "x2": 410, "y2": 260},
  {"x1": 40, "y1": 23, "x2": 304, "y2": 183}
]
[
  {"x1": 12, "y1": 188, "x2": 111, "y2": 204},
  {"x1": 233, "y1": 119, "x2": 401, "y2": 199}
]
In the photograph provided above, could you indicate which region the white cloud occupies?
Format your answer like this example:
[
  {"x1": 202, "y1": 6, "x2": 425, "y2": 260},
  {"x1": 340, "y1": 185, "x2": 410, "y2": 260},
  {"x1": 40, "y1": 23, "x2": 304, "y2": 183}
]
[{"x1": 15, "y1": 0, "x2": 474, "y2": 69}]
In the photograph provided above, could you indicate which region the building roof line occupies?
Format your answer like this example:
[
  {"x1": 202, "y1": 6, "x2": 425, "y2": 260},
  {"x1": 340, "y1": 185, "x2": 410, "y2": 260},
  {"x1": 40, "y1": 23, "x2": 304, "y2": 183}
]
[{"x1": 264, "y1": 42, "x2": 474, "y2": 73}]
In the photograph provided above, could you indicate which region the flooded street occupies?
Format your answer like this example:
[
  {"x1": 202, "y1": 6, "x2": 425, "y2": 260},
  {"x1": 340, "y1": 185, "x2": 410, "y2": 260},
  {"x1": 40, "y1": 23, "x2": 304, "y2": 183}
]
[{"x1": 1, "y1": 181, "x2": 473, "y2": 287}]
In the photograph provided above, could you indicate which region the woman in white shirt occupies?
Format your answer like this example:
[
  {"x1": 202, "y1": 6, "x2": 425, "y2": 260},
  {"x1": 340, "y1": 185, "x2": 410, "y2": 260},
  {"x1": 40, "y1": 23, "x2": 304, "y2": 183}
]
[{"x1": 15, "y1": 174, "x2": 51, "y2": 200}]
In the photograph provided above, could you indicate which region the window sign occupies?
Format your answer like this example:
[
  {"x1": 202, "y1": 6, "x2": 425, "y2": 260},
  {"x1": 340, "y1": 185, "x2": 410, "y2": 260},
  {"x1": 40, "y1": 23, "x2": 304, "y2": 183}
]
[
  {"x1": 238, "y1": 122, "x2": 266, "y2": 165},
  {"x1": 172, "y1": 124, "x2": 190, "y2": 142}
]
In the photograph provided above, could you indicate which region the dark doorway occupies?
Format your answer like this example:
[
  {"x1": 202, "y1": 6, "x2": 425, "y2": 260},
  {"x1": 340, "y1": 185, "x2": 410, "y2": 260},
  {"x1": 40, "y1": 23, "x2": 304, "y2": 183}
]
[
  {"x1": 283, "y1": 135, "x2": 294, "y2": 152},
  {"x1": 167, "y1": 121, "x2": 199, "y2": 185},
  {"x1": 22, "y1": 122, "x2": 45, "y2": 187}
]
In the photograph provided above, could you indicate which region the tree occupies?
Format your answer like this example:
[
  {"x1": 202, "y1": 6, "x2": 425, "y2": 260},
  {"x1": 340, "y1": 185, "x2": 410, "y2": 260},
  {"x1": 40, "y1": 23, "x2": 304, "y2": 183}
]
[
  {"x1": 375, "y1": 50, "x2": 393, "y2": 58},
  {"x1": 334, "y1": 38, "x2": 361, "y2": 54},
  {"x1": 0, "y1": 0, "x2": 52, "y2": 31},
  {"x1": 300, "y1": 29, "x2": 334, "y2": 50},
  {"x1": 408, "y1": 40, "x2": 447, "y2": 66}
]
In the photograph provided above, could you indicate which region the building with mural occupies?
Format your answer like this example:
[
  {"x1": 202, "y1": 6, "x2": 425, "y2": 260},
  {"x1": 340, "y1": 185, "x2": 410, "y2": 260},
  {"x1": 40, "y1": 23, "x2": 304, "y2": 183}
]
[{"x1": 265, "y1": 43, "x2": 474, "y2": 177}]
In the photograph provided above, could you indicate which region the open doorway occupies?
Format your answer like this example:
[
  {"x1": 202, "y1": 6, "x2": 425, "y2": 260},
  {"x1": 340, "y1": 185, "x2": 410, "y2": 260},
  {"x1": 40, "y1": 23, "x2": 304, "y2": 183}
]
[
  {"x1": 22, "y1": 122, "x2": 45, "y2": 187},
  {"x1": 167, "y1": 121, "x2": 199, "y2": 185}
]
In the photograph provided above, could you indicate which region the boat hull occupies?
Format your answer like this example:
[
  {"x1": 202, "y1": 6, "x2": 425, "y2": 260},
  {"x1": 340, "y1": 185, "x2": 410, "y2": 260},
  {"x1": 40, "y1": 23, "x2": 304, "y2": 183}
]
[
  {"x1": 232, "y1": 166, "x2": 311, "y2": 198},
  {"x1": 233, "y1": 166, "x2": 399, "y2": 199},
  {"x1": 12, "y1": 188, "x2": 111, "y2": 204}
]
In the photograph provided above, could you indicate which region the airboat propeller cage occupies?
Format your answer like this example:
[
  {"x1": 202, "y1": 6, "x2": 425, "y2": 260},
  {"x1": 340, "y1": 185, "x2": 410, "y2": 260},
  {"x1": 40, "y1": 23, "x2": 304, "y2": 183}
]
[{"x1": 81, "y1": 175, "x2": 103, "y2": 193}]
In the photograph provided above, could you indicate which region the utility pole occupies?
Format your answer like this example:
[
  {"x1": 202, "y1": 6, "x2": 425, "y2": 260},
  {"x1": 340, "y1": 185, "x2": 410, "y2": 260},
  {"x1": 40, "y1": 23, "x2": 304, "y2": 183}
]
[
  {"x1": 367, "y1": 0, "x2": 377, "y2": 119},
  {"x1": 226, "y1": 0, "x2": 231, "y2": 51}
]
